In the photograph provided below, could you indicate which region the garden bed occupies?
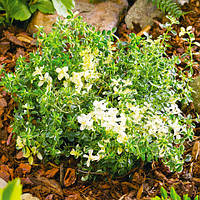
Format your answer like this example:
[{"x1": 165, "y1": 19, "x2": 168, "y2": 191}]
[{"x1": 0, "y1": 1, "x2": 199, "y2": 199}]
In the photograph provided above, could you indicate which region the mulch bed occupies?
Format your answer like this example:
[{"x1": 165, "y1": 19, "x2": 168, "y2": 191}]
[{"x1": 0, "y1": 0, "x2": 199, "y2": 199}]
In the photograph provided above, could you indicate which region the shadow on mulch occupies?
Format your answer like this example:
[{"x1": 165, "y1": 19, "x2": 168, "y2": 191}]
[{"x1": 0, "y1": 0, "x2": 200, "y2": 199}]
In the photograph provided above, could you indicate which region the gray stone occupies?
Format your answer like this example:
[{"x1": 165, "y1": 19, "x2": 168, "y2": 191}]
[
  {"x1": 176, "y1": 0, "x2": 189, "y2": 5},
  {"x1": 125, "y1": 0, "x2": 163, "y2": 30},
  {"x1": 0, "y1": 178, "x2": 7, "y2": 188},
  {"x1": 27, "y1": 0, "x2": 128, "y2": 34},
  {"x1": 22, "y1": 193, "x2": 40, "y2": 200},
  {"x1": 190, "y1": 76, "x2": 200, "y2": 113},
  {"x1": 75, "y1": 0, "x2": 128, "y2": 31}
]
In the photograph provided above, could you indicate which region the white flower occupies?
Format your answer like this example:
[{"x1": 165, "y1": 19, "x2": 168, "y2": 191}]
[
  {"x1": 179, "y1": 27, "x2": 186, "y2": 37},
  {"x1": 117, "y1": 132, "x2": 128, "y2": 144},
  {"x1": 56, "y1": 67, "x2": 69, "y2": 80},
  {"x1": 70, "y1": 72, "x2": 84, "y2": 93},
  {"x1": 113, "y1": 124, "x2": 126, "y2": 135},
  {"x1": 38, "y1": 72, "x2": 52, "y2": 87},
  {"x1": 128, "y1": 104, "x2": 143, "y2": 124},
  {"x1": 63, "y1": 80, "x2": 68, "y2": 88},
  {"x1": 70, "y1": 149, "x2": 81, "y2": 158},
  {"x1": 97, "y1": 143, "x2": 106, "y2": 160},
  {"x1": 98, "y1": 143, "x2": 105, "y2": 154},
  {"x1": 122, "y1": 79, "x2": 132, "y2": 86},
  {"x1": 77, "y1": 113, "x2": 94, "y2": 131},
  {"x1": 92, "y1": 109, "x2": 105, "y2": 122},
  {"x1": 166, "y1": 103, "x2": 182, "y2": 115},
  {"x1": 83, "y1": 149, "x2": 99, "y2": 167},
  {"x1": 82, "y1": 54, "x2": 95, "y2": 70},
  {"x1": 83, "y1": 70, "x2": 99, "y2": 81},
  {"x1": 117, "y1": 147, "x2": 123, "y2": 155},
  {"x1": 145, "y1": 115, "x2": 169, "y2": 135},
  {"x1": 84, "y1": 83, "x2": 93, "y2": 92},
  {"x1": 169, "y1": 119, "x2": 182, "y2": 135},
  {"x1": 107, "y1": 108, "x2": 118, "y2": 117},
  {"x1": 93, "y1": 100, "x2": 107, "y2": 111},
  {"x1": 33, "y1": 66, "x2": 44, "y2": 76},
  {"x1": 186, "y1": 26, "x2": 192, "y2": 31}
]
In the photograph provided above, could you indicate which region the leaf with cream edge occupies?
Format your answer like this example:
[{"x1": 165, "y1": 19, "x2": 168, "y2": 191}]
[{"x1": 52, "y1": 0, "x2": 75, "y2": 17}]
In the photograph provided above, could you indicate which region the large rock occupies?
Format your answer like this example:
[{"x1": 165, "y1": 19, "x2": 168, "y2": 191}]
[
  {"x1": 0, "y1": 178, "x2": 7, "y2": 188},
  {"x1": 125, "y1": 0, "x2": 163, "y2": 29},
  {"x1": 76, "y1": 0, "x2": 128, "y2": 31},
  {"x1": 27, "y1": 11, "x2": 58, "y2": 34},
  {"x1": 190, "y1": 76, "x2": 200, "y2": 113},
  {"x1": 22, "y1": 193, "x2": 40, "y2": 200},
  {"x1": 27, "y1": 0, "x2": 128, "y2": 34}
]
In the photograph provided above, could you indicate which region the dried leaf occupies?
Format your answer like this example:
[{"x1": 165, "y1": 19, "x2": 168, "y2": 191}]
[
  {"x1": 136, "y1": 184, "x2": 143, "y2": 199},
  {"x1": 16, "y1": 150, "x2": 24, "y2": 159},
  {"x1": 16, "y1": 48, "x2": 25, "y2": 58},
  {"x1": 4, "y1": 31, "x2": 24, "y2": 47},
  {"x1": 20, "y1": 177, "x2": 34, "y2": 185},
  {"x1": 0, "y1": 109, "x2": 4, "y2": 116},
  {"x1": 1, "y1": 155, "x2": 8, "y2": 163},
  {"x1": 65, "y1": 193, "x2": 83, "y2": 200},
  {"x1": 7, "y1": 126, "x2": 13, "y2": 133},
  {"x1": 16, "y1": 163, "x2": 31, "y2": 175},
  {"x1": 0, "y1": 98, "x2": 7, "y2": 108},
  {"x1": 0, "y1": 57, "x2": 7, "y2": 62},
  {"x1": 64, "y1": 168, "x2": 76, "y2": 187},
  {"x1": 193, "y1": 177, "x2": 200, "y2": 183},
  {"x1": 45, "y1": 168, "x2": 59, "y2": 178},
  {"x1": 121, "y1": 182, "x2": 138, "y2": 190},
  {"x1": 137, "y1": 25, "x2": 151, "y2": 37},
  {"x1": 154, "y1": 170, "x2": 167, "y2": 181},
  {"x1": 0, "y1": 41, "x2": 10, "y2": 55},
  {"x1": 0, "y1": 170, "x2": 10, "y2": 182},
  {"x1": 6, "y1": 132, "x2": 13, "y2": 146},
  {"x1": 99, "y1": 183, "x2": 111, "y2": 189},
  {"x1": 30, "y1": 176, "x2": 63, "y2": 197},
  {"x1": 192, "y1": 141, "x2": 200, "y2": 160}
]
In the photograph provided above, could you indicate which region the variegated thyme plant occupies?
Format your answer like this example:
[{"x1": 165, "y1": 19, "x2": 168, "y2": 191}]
[{"x1": 1, "y1": 12, "x2": 194, "y2": 177}]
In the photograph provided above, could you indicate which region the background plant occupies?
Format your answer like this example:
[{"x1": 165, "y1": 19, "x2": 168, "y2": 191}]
[
  {"x1": 1, "y1": 12, "x2": 194, "y2": 176},
  {"x1": 0, "y1": 0, "x2": 74, "y2": 24},
  {"x1": 152, "y1": 186, "x2": 199, "y2": 200},
  {"x1": 0, "y1": 178, "x2": 22, "y2": 200},
  {"x1": 150, "y1": 0, "x2": 183, "y2": 18}
]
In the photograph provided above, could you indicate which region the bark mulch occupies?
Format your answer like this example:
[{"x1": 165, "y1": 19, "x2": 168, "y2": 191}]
[{"x1": 0, "y1": 0, "x2": 199, "y2": 199}]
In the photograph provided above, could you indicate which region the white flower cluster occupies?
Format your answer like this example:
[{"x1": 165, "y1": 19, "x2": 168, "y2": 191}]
[
  {"x1": 32, "y1": 47, "x2": 100, "y2": 94},
  {"x1": 76, "y1": 100, "x2": 129, "y2": 166},
  {"x1": 144, "y1": 115, "x2": 169, "y2": 137},
  {"x1": 78, "y1": 100, "x2": 128, "y2": 144},
  {"x1": 33, "y1": 66, "x2": 52, "y2": 92},
  {"x1": 110, "y1": 78, "x2": 132, "y2": 95}
]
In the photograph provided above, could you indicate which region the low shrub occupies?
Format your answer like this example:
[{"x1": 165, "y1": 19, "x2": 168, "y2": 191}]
[{"x1": 1, "y1": 12, "x2": 194, "y2": 176}]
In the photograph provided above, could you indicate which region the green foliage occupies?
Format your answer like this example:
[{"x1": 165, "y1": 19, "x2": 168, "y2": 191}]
[
  {"x1": 52, "y1": 0, "x2": 74, "y2": 17},
  {"x1": 152, "y1": 186, "x2": 199, "y2": 200},
  {"x1": 0, "y1": 179, "x2": 22, "y2": 200},
  {"x1": 0, "y1": 0, "x2": 74, "y2": 23},
  {"x1": 1, "y1": 13, "x2": 194, "y2": 176},
  {"x1": 29, "y1": 0, "x2": 55, "y2": 14},
  {"x1": 150, "y1": 0, "x2": 183, "y2": 18},
  {"x1": 0, "y1": 0, "x2": 31, "y2": 21}
]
